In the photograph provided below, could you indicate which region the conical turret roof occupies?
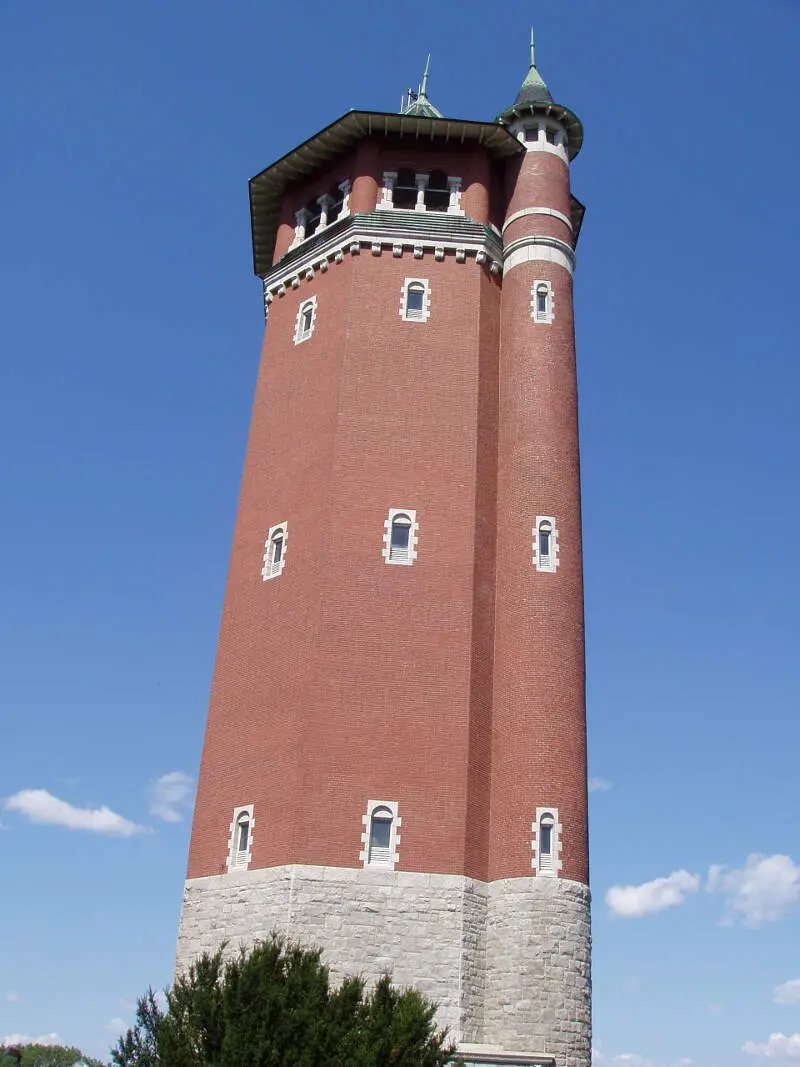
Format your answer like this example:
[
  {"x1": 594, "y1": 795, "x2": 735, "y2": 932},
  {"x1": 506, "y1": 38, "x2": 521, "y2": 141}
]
[
  {"x1": 514, "y1": 28, "x2": 553, "y2": 105},
  {"x1": 497, "y1": 29, "x2": 584, "y2": 160},
  {"x1": 401, "y1": 55, "x2": 443, "y2": 119}
]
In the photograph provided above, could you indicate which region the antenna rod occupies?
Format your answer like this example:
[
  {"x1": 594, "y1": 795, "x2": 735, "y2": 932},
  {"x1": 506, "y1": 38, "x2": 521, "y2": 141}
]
[{"x1": 530, "y1": 26, "x2": 535, "y2": 68}]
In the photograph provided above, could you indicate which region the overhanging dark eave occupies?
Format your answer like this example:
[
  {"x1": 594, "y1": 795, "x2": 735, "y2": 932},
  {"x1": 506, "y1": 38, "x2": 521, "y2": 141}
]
[{"x1": 249, "y1": 110, "x2": 523, "y2": 276}]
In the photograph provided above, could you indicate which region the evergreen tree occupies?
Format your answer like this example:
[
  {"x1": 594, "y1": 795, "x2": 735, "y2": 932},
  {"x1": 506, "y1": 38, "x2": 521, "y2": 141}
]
[{"x1": 112, "y1": 935, "x2": 456, "y2": 1066}]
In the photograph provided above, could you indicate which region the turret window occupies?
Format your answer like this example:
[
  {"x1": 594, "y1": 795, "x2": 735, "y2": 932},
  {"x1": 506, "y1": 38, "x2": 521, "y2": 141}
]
[
  {"x1": 531, "y1": 280, "x2": 555, "y2": 325},
  {"x1": 294, "y1": 295, "x2": 317, "y2": 344},
  {"x1": 533, "y1": 515, "x2": 559, "y2": 573},
  {"x1": 227, "y1": 804, "x2": 254, "y2": 872},
  {"x1": 532, "y1": 807, "x2": 562, "y2": 877},
  {"x1": 382, "y1": 508, "x2": 419, "y2": 566},
  {"x1": 359, "y1": 800, "x2": 401, "y2": 869},
  {"x1": 400, "y1": 278, "x2": 431, "y2": 322},
  {"x1": 262, "y1": 522, "x2": 288, "y2": 580}
]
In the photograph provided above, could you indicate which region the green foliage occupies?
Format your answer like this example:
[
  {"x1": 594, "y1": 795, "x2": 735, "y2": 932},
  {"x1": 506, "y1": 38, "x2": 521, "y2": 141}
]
[
  {"x1": 112, "y1": 934, "x2": 456, "y2": 1066},
  {"x1": 0, "y1": 1045, "x2": 105, "y2": 1067}
]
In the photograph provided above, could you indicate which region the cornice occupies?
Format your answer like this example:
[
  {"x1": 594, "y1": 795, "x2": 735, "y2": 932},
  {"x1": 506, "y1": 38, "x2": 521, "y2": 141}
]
[{"x1": 262, "y1": 211, "x2": 504, "y2": 312}]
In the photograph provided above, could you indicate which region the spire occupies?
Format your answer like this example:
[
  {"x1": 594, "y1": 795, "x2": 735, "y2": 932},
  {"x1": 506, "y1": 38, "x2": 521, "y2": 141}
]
[
  {"x1": 514, "y1": 26, "x2": 553, "y2": 106},
  {"x1": 400, "y1": 55, "x2": 443, "y2": 119}
]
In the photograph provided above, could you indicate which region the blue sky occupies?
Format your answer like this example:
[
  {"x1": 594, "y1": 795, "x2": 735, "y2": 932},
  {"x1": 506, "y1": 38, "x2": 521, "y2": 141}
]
[{"x1": 2, "y1": 1, "x2": 799, "y2": 1063}]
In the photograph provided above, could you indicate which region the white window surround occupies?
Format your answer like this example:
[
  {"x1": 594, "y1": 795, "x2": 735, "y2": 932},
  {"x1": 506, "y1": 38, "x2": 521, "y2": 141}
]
[
  {"x1": 359, "y1": 799, "x2": 401, "y2": 869},
  {"x1": 531, "y1": 279, "x2": 555, "y2": 325},
  {"x1": 293, "y1": 295, "x2": 317, "y2": 344},
  {"x1": 382, "y1": 508, "x2": 419, "y2": 566},
  {"x1": 532, "y1": 515, "x2": 559, "y2": 573},
  {"x1": 262, "y1": 521, "x2": 288, "y2": 581},
  {"x1": 531, "y1": 806, "x2": 562, "y2": 877},
  {"x1": 512, "y1": 119, "x2": 568, "y2": 160},
  {"x1": 227, "y1": 804, "x2": 255, "y2": 872},
  {"x1": 399, "y1": 277, "x2": 431, "y2": 322}
]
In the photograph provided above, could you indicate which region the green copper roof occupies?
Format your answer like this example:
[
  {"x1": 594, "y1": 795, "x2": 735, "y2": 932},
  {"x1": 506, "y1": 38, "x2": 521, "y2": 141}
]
[
  {"x1": 515, "y1": 28, "x2": 553, "y2": 105},
  {"x1": 497, "y1": 28, "x2": 584, "y2": 160},
  {"x1": 401, "y1": 55, "x2": 443, "y2": 119}
]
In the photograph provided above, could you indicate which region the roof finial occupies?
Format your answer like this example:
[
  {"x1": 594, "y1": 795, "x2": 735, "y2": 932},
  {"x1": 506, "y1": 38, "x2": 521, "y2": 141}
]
[
  {"x1": 421, "y1": 54, "x2": 431, "y2": 98},
  {"x1": 530, "y1": 26, "x2": 536, "y2": 68}
]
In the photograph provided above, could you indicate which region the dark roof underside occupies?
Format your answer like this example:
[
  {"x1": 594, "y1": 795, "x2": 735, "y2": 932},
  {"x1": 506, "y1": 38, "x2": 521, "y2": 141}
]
[{"x1": 249, "y1": 110, "x2": 523, "y2": 276}]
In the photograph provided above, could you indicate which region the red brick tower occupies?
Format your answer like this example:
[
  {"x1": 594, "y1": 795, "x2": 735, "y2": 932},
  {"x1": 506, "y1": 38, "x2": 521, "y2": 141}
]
[{"x1": 178, "y1": 40, "x2": 590, "y2": 1067}]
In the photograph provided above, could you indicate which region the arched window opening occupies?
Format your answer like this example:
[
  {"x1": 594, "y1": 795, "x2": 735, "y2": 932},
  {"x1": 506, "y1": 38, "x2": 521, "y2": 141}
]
[
  {"x1": 393, "y1": 168, "x2": 417, "y2": 210},
  {"x1": 405, "y1": 283, "x2": 425, "y2": 320},
  {"x1": 304, "y1": 197, "x2": 321, "y2": 237},
  {"x1": 389, "y1": 513, "x2": 412, "y2": 562},
  {"x1": 536, "y1": 285, "x2": 549, "y2": 319},
  {"x1": 295, "y1": 296, "x2": 317, "y2": 344},
  {"x1": 426, "y1": 169, "x2": 449, "y2": 212},
  {"x1": 236, "y1": 813, "x2": 250, "y2": 856},
  {"x1": 227, "y1": 804, "x2": 254, "y2": 873},
  {"x1": 368, "y1": 806, "x2": 394, "y2": 865},
  {"x1": 538, "y1": 519, "x2": 552, "y2": 563},
  {"x1": 262, "y1": 522, "x2": 288, "y2": 581},
  {"x1": 327, "y1": 182, "x2": 345, "y2": 222},
  {"x1": 271, "y1": 530, "x2": 284, "y2": 567},
  {"x1": 538, "y1": 813, "x2": 555, "y2": 872}
]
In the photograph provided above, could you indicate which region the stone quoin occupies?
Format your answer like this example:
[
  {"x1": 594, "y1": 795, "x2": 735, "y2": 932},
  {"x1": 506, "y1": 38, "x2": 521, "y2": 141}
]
[{"x1": 177, "y1": 36, "x2": 591, "y2": 1067}]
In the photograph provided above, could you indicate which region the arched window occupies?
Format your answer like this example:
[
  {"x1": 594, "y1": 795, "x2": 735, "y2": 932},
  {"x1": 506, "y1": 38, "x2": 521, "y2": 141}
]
[
  {"x1": 294, "y1": 295, "x2": 317, "y2": 344},
  {"x1": 236, "y1": 812, "x2": 250, "y2": 856},
  {"x1": 400, "y1": 278, "x2": 430, "y2": 323},
  {"x1": 368, "y1": 806, "x2": 394, "y2": 865},
  {"x1": 383, "y1": 508, "x2": 418, "y2": 566},
  {"x1": 227, "y1": 804, "x2": 254, "y2": 872},
  {"x1": 393, "y1": 167, "x2": 417, "y2": 210},
  {"x1": 389, "y1": 513, "x2": 412, "y2": 562},
  {"x1": 303, "y1": 196, "x2": 321, "y2": 237},
  {"x1": 531, "y1": 280, "x2": 554, "y2": 325},
  {"x1": 538, "y1": 813, "x2": 554, "y2": 870},
  {"x1": 538, "y1": 519, "x2": 552, "y2": 563},
  {"x1": 262, "y1": 522, "x2": 288, "y2": 580},
  {"x1": 533, "y1": 515, "x2": 558, "y2": 573},
  {"x1": 426, "y1": 169, "x2": 449, "y2": 212},
  {"x1": 406, "y1": 282, "x2": 425, "y2": 318}
]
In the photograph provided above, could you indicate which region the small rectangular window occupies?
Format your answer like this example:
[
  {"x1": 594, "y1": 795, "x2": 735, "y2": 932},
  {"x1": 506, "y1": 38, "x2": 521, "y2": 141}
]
[{"x1": 546, "y1": 127, "x2": 558, "y2": 145}]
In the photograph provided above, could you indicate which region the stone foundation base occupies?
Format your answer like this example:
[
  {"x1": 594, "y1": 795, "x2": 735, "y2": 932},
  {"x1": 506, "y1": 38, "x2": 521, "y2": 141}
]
[{"x1": 176, "y1": 865, "x2": 590, "y2": 1066}]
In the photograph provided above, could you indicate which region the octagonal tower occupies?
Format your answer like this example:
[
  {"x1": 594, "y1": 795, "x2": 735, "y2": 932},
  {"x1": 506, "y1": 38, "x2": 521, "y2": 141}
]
[{"x1": 177, "y1": 42, "x2": 591, "y2": 1067}]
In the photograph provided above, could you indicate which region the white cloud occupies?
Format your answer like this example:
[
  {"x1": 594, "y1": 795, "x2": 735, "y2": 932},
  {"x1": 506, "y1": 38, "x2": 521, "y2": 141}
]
[
  {"x1": 744, "y1": 1033, "x2": 800, "y2": 1059},
  {"x1": 2, "y1": 1033, "x2": 59, "y2": 1047},
  {"x1": 708, "y1": 854, "x2": 800, "y2": 927},
  {"x1": 774, "y1": 980, "x2": 800, "y2": 1006},
  {"x1": 4, "y1": 789, "x2": 145, "y2": 837},
  {"x1": 148, "y1": 771, "x2": 194, "y2": 823},
  {"x1": 606, "y1": 870, "x2": 701, "y2": 918},
  {"x1": 104, "y1": 1017, "x2": 128, "y2": 1033},
  {"x1": 592, "y1": 1049, "x2": 605, "y2": 1063},
  {"x1": 589, "y1": 777, "x2": 613, "y2": 793},
  {"x1": 4, "y1": 992, "x2": 21, "y2": 1005},
  {"x1": 614, "y1": 1055, "x2": 653, "y2": 1067}
]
